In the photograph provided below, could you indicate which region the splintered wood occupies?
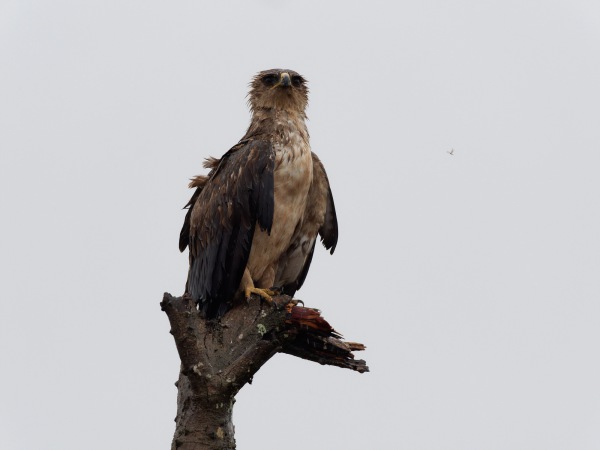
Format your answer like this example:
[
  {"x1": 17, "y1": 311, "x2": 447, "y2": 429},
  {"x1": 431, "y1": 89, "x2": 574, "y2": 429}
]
[{"x1": 283, "y1": 305, "x2": 369, "y2": 373}]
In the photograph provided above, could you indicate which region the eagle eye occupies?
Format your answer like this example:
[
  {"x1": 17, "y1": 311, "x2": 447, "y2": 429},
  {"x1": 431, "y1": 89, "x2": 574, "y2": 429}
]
[
  {"x1": 291, "y1": 75, "x2": 303, "y2": 87},
  {"x1": 262, "y1": 74, "x2": 278, "y2": 86}
]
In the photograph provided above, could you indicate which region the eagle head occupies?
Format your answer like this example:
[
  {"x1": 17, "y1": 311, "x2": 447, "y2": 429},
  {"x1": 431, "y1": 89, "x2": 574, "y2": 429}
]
[{"x1": 248, "y1": 69, "x2": 308, "y2": 114}]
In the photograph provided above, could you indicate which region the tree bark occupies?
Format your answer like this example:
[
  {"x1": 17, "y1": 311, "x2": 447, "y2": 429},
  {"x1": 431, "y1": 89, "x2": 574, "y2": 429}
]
[{"x1": 161, "y1": 292, "x2": 367, "y2": 450}]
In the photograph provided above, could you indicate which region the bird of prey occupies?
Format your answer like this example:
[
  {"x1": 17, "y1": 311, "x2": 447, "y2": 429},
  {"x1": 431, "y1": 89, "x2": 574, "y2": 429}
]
[{"x1": 179, "y1": 69, "x2": 338, "y2": 319}]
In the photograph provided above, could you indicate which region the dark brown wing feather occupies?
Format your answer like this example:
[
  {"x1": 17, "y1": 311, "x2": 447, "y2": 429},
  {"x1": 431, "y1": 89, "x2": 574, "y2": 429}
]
[
  {"x1": 314, "y1": 154, "x2": 338, "y2": 254},
  {"x1": 184, "y1": 139, "x2": 275, "y2": 318},
  {"x1": 179, "y1": 177, "x2": 207, "y2": 252},
  {"x1": 179, "y1": 159, "x2": 220, "y2": 252}
]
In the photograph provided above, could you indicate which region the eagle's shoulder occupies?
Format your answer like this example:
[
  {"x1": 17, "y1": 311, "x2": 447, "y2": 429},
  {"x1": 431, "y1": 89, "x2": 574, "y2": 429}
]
[
  {"x1": 179, "y1": 140, "x2": 275, "y2": 252},
  {"x1": 201, "y1": 139, "x2": 275, "y2": 233}
]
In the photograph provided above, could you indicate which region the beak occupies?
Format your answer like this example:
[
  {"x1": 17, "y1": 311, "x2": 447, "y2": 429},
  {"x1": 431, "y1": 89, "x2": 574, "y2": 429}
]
[{"x1": 278, "y1": 72, "x2": 291, "y2": 87}]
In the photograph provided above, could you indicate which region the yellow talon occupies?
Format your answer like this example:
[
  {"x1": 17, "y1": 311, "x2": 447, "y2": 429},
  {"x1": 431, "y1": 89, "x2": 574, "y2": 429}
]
[{"x1": 245, "y1": 287, "x2": 275, "y2": 303}]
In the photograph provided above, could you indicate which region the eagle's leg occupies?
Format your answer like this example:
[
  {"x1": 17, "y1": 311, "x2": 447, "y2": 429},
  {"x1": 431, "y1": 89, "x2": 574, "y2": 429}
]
[
  {"x1": 245, "y1": 286, "x2": 275, "y2": 303},
  {"x1": 241, "y1": 268, "x2": 275, "y2": 303}
]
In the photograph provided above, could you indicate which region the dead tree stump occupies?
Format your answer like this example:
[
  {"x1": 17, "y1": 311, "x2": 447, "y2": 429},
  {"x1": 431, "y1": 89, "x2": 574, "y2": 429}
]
[{"x1": 161, "y1": 292, "x2": 367, "y2": 450}]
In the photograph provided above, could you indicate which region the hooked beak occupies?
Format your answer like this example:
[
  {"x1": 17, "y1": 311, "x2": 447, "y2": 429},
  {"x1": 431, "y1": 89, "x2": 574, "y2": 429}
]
[{"x1": 278, "y1": 72, "x2": 291, "y2": 87}]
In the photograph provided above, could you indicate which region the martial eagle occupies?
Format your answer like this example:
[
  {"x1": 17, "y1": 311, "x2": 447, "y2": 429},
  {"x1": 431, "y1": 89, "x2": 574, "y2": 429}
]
[{"x1": 179, "y1": 69, "x2": 338, "y2": 319}]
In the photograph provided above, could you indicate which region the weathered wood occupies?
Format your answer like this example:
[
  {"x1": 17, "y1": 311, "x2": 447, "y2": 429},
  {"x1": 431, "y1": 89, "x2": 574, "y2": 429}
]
[{"x1": 161, "y1": 292, "x2": 367, "y2": 450}]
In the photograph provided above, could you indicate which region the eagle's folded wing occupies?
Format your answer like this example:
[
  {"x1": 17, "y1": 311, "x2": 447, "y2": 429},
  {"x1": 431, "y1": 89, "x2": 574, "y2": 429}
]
[{"x1": 185, "y1": 139, "x2": 275, "y2": 318}]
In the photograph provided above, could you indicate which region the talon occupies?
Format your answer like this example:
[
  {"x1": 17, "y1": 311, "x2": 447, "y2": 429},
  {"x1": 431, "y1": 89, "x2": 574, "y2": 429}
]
[
  {"x1": 285, "y1": 299, "x2": 303, "y2": 313},
  {"x1": 245, "y1": 287, "x2": 275, "y2": 303}
]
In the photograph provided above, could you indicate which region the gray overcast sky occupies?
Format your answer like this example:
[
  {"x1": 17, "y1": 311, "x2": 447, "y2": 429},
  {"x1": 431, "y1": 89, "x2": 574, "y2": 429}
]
[{"x1": 2, "y1": 1, "x2": 600, "y2": 449}]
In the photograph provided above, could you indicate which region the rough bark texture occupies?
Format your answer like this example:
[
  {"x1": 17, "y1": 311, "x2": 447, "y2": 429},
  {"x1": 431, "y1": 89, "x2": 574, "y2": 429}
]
[{"x1": 161, "y1": 292, "x2": 367, "y2": 450}]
